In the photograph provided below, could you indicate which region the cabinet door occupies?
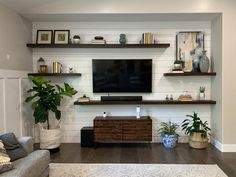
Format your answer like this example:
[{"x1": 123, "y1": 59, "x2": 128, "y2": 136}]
[
  {"x1": 122, "y1": 120, "x2": 152, "y2": 141},
  {"x1": 94, "y1": 120, "x2": 122, "y2": 142}
]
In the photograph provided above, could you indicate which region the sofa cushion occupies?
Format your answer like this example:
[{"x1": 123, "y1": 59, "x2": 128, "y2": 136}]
[
  {"x1": 0, "y1": 150, "x2": 50, "y2": 177},
  {"x1": 0, "y1": 140, "x2": 13, "y2": 174},
  {"x1": 0, "y1": 133, "x2": 27, "y2": 161}
]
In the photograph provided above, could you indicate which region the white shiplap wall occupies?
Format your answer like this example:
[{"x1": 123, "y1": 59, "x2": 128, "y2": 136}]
[{"x1": 32, "y1": 21, "x2": 212, "y2": 143}]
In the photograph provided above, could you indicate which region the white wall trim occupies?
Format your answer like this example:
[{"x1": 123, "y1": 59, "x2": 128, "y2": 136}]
[
  {"x1": 211, "y1": 138, "x2": 236, "y2": 152},
  {"x1": 211, "y1": 138, "x2": 223, "y2": 151},
  {"x1": 221, "y1": 144, "x2": 236, "y2": 152},
  {"x1": 0, "y1": 69, "x2": 31, "y2": 137}
]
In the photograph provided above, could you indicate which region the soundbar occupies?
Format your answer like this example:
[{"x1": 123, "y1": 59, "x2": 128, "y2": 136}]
[{"x1": 101, "y1": 96, "x2": 142, "y2": 102}]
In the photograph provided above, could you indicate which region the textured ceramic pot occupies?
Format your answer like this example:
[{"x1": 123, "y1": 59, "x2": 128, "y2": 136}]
[
  {"x1": 199, "y1": 51, "x2": 210, "y2": 72},
  {"x1": 162, "y1": 134, "x2": 178, "y2": 148}
]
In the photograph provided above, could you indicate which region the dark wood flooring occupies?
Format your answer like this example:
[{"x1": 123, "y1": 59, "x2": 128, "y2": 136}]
[{"x1": 48, "y1": 143, "x2": 236, "y2": 177}]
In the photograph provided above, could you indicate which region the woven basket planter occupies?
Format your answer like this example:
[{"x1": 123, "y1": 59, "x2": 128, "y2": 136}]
[
  {"x1": 189, "y1": 132, "x2": 209, "y2": 149},
  {"x1": 39, "y1": 126, "x2": 61, "y2": 149}
]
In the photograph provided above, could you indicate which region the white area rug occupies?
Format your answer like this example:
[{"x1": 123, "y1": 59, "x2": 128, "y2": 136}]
[{"x1": 49, "y1": 163, "x2": 228, "y2": 177}]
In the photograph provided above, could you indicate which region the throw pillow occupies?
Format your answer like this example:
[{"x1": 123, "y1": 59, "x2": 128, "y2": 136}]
[
  {"x1": 0, "y1": 140, "x2": 13, "y2": 174},
  {"x1": 0, "y1": 133, "x2": 27, "y2": 161}
]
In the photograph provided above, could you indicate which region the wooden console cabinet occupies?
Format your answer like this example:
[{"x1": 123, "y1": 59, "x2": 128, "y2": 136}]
[{"x1": 94, "y1": 116, "x2": 152, "y2": 143}]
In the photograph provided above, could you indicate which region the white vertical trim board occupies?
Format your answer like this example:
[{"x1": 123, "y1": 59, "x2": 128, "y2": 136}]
[{"x1": 0, "y1": 69, "x2": 32, "y2": 137}]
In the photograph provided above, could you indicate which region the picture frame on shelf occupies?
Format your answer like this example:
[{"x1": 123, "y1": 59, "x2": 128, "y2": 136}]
[
  {"x1": 54, "y1": 30, "x2": 70, "y2": 44},
  {"x1": 176, "y1": 31, "x2": 205, "y2": 72},
  {"x1": 36, "y1": 30, "x2": 53, "y2": 44}
]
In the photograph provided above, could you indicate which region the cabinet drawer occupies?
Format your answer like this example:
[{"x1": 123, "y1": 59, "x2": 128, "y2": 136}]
[{"x1": 95, "y1": 133, "x2": 122, "y2": 141}]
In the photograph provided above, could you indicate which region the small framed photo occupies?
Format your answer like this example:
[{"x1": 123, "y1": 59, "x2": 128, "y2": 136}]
[
  {"x1": 176, "y1": 31, "x2": 205, "y2": 61},
  {"x1": 36, "y1": 30, "x2": 53, "y2": 44},
  {"x1": 54, "y1": 30, "x2": 70, "y2": 44}
]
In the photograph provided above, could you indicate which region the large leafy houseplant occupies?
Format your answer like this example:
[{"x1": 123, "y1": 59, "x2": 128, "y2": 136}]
[
  {"x1": 25, "y1": 76, "x2": 77, "y2": 129},
  {"x1": 158, "y1": 121, "x2": 179, "y2": 148},
  {"x1": 181, "y1": 112, "x2": 211, "y2": 138}
]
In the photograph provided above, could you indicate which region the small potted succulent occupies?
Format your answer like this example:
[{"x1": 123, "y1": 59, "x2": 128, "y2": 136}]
[
  {"x1": 158, "y1": 121, "x2": 179, "y2": 148},
  {"x1": 199, "y1": 86, "x2": 205, "y2": 100},
  {"x1": 173, "y1": 59, "x2": 182, "y2": 69},
  {"x1": 181, "y1": 112, "x2": 211, "y2": 149},
  {"x1": 73, "y1": 35, "x2": 80, "y2": 44}
]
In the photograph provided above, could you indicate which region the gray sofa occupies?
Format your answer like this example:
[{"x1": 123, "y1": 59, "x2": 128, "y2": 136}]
[{"x1": 0, "y1": 137, "x2": 50, "y2": 177}]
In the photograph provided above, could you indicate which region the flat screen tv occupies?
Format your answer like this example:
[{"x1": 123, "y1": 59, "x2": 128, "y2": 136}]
[{"x1": 92, "y1": 59, "x2": 152, "y2": 93}]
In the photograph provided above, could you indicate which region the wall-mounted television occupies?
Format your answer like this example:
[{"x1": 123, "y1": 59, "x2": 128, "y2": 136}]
[{"x1": 92, "y1": 59, "x2": 152, "y2": 93}]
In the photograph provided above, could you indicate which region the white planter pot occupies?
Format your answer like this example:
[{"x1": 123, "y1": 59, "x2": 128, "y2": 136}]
[
  {"x1": 39, "y1": 127, "x2": 61, "y2": 149},
  {"x1": 73, "y1": 38, "x2": 80, "y2": 44},
  {"x1": 199, "y1": 92, "x2": 205, "y2": 100}
]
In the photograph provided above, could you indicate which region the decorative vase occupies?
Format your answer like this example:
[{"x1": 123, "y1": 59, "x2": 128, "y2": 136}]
[
  {"x1": 192, "y1": 57, "x2": 200, "y2": 72},
  {"x1": 162, "y1": 134, "x2": 178, "y2": 148},
  {"x1": 119, "y1": 34, "x2": 126, "y2": 45},
  {"x1": 199, "y1": 51, "x2": 210, "y2": 72},
  {"x1": 39, "y1": 126, "x2": 61, "y2": 149}
]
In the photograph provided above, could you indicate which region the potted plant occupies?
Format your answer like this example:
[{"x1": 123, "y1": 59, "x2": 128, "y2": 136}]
[
  {"x1": 25, "y1": 76, "x2": 77, "y2": 149},
  {"x1": 199, "y1": 86, "x2": 205, "y2": 100},
  {"x1": 173, "y1": 59, "x2": 182, "y2": 69},
  {"x1": 181, "y1": 112, "x2": 211, "y2": 149},
  {"x1": 158, "y1": 121, "x2": 179, "y2": 148},
  {"x1": 73, "y1": 35, "x2": 80, "y2": 44}
]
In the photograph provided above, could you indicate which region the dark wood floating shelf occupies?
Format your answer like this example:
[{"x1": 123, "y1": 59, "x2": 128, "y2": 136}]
[
  {"x1": 27, "y1": 73, "x2": 82, "y2": 76},
  {"x1": 74, "y1": 100, "x2": 216, "y2": 105},
  {"x1": 164, "y1": 72, "x2": 216, "y2": 76},
  {"x1": 26, "y1": 43, "x2": 170, "y2": 48}
]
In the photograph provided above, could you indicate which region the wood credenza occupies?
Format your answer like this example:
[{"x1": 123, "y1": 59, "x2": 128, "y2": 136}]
[{"x1": 94, "y1": 116, "x2": 152, "y2": 143}]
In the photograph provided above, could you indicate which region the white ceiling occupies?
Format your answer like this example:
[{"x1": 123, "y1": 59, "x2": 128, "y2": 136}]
[
  {"x1": 0, "y1": 0, "x2": 220, "y2": 22},
  {"x1": 0, "y1": 0, "x2": 57, "y2": 13}
]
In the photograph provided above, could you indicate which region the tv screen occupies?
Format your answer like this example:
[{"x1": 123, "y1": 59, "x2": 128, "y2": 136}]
[{"x1": 92, "y1": 59, "x2": 152, "y2": 93}]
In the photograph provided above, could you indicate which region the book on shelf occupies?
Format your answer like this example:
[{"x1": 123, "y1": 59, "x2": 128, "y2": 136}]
[
  {"x1": 91, "y1": 40, "x2": 106, "y2": 44},
  {"x1": 78, "y1": 95, "x2": 90, "y2": 102},
  {"x1": 172, "y1": 69, "x2": 184, "y2": 73},
  {"x1": 142, "y1": 33, "x2": 154, "y2": 44}
]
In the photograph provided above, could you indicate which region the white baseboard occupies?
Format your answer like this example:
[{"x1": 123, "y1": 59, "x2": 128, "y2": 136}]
[{"x1": 211, "y1": 138, "x2": 236, "y2": 152}]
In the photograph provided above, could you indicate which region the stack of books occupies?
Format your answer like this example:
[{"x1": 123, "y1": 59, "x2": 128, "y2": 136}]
[
  {"x1": 91, "y1": 36, "x2": 106, "y2": 44},
  {"x1": 142, "y1": 33, "x2": 154, "y2": 44},
  {"x1": 91, "y1": 39, "x2": 106, "y2": 44},
  {"x1": 172, "y1": 69, "x2": 183, "y2": 73},
  {"x1": 78, "y1": 95, "x2": 90, "y2": 103},
  {"x1": 178, "y1": 94, "x2": 193, "y2": 101}
]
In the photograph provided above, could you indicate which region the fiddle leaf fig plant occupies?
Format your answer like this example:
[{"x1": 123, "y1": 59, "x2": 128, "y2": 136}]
[{"x1": 25, "y1": 76, "x2": 77, "y2": 129}]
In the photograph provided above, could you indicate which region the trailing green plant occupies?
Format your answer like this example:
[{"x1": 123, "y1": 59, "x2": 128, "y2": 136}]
[
  {"x1": 181, "y1": 112, "x2": 211, "y2": 138},
  {"x1": 174, "y1": 60, "x2": 181, "y2": 64},
  {"x1": 199, "y1": 86, "x2": 205, "y2": 93},
  {"x1": 158, "y1": 121, "x2": 179, "y2": 137},
  {"x1": 25, "y1": 76, "x2": 77, "y2": 129}
]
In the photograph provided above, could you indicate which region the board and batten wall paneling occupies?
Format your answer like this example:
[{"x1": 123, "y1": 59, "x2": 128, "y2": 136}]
[
  {"x1": 32, "y1": 21, "x2": 212, "y2": 143},
  {"x1": 0, "y1": 70, "x2": 33, "y2": 137}
]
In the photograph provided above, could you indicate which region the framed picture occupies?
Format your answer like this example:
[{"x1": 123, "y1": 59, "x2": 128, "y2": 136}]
[
  {"x1": 54, "y1": 30, "x2": 70, "y2": 44},
  {"x1": 176, "y1": 31, "x2": 204, "y2": 61},
  {"x1": 36, "y1": 30, "x2": 53, "y2": 44}
]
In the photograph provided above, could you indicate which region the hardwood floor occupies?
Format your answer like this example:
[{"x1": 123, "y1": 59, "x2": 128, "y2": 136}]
[{"x1": 48, "y1": 143, "x2": 236, "y2": 177}]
